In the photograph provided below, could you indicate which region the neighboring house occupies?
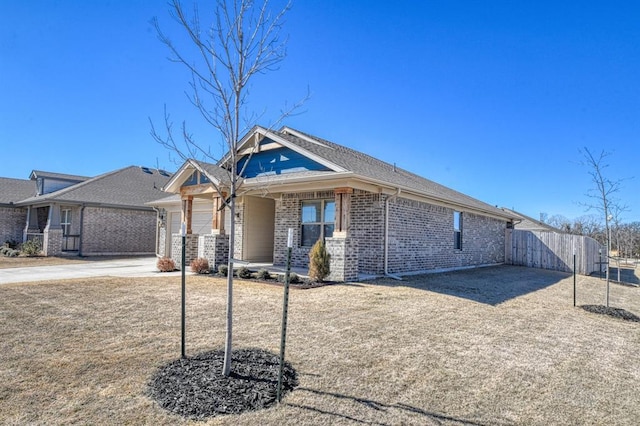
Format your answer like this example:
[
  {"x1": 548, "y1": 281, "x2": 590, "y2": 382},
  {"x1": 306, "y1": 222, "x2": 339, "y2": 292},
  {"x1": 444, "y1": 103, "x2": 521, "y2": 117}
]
[
  {"x1": 0, "y1": 177, "x2": 37, "y2": 245},
  {"x1": 150, "y1": 126, "x2": 518, "y2": 281},
  {"x1": 500, "y1": 208, "x2": 562, "y2": 232},
  {"x1": 0, "y1": 166, "x2": 171, "y2": 256}
]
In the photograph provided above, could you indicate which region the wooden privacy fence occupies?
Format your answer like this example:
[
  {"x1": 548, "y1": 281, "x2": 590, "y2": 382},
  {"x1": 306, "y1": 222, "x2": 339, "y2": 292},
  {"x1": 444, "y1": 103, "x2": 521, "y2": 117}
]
[{"x1": 506, "y1": 229, "x2": 604, "y2": 275}]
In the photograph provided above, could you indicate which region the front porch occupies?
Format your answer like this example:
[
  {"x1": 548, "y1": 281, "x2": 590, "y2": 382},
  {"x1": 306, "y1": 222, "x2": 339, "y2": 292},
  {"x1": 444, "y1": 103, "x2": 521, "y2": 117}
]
[
  {"x1": 168, "y1": 190, "x2": 359, "y2": 282},
  {"x1": 23, "y1": 204, "x2": 80, "y2": 256}
]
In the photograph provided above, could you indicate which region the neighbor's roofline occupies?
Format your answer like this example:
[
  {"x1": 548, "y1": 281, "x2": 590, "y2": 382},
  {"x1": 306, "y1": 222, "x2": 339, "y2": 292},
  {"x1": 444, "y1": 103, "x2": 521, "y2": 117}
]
[{"x1": 15, "y1": 166, "x2": 133, "y2": 206}]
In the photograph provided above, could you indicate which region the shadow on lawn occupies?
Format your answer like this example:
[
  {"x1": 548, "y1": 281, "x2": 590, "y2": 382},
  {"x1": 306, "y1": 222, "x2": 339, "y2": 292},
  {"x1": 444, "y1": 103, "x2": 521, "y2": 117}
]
[
  {"x1": 288, "y1": 387, "x2": 501, "y2": 426},
  {"x1": 369, "y1": 265, "x2": 568, "y2": 306},
  {"x1": 591, "y1": 266, "x2": 640, "y2": 285}
]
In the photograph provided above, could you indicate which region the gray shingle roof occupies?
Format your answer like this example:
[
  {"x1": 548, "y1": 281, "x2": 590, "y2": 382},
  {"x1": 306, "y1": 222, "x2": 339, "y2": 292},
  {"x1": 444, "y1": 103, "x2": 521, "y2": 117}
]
[
  {"x1": 0, "y1": 178, "x2": 36, "y2": 205},
  {"x1": 192, "y1": 159, "x2": 233, "y2": 185},
  {"x1": 276, "y1": 127, "x2": 512, "y2": 218},
  {"x1": 161, "y1": 126, "x2": 515, "y2": 220},
  {"x1": 501, "y1": 208, "x2": 561, "y2": 232},
  {"x1": 16, "y1": 166, "x2": 171, "y2": 209},
  {"x1": 29, "y1": 170, "x2": 90, "y2": 182}
]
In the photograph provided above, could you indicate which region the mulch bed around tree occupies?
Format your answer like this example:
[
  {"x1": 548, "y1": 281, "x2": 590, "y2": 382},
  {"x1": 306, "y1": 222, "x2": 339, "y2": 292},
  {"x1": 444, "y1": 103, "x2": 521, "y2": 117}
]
[
  {"x1": 581, "y1": 305, "x2": 640, "y2": 322},
  {"x1": 147, "y1": 348, "x2": 298, "y2": 420}
]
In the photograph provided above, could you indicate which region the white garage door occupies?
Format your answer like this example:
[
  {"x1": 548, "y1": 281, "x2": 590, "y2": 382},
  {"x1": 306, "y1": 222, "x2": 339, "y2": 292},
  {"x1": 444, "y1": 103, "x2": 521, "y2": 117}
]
[{"x1": 168, "y1": 208, "x2": 231, "y2": 256}]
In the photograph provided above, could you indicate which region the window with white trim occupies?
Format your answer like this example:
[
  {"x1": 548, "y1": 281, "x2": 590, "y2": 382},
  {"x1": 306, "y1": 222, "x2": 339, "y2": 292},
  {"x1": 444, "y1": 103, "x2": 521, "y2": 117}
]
[
  {"x1": 61, "y1": 209, "x2": 72, "y2": 236},
  {"x1": 301, "y1": 200, "x2": 335, "y2": 246},
  {"x1": 454, "y1": 211, "x2": 462, "y2": 250}
]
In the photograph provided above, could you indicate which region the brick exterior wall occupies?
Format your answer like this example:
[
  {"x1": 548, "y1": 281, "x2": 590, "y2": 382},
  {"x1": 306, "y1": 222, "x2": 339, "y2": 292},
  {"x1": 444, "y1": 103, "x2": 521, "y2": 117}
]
[
  {"x1": 233, "y1": 200, "x2": 244, "y2": 260},
  {"x1": 326, "y1": 237, "x2": 359, "y2": 282},
  {"x1": 198, "y1": 234, "x2": 230, "y2": 271},
  {"x1": 386, "y1": 197, "x2": 506, "y2": 274},
  {"x1": 172, "y1": 234, "x2": 199, "y2": 270},
  {"x1": 273, "y1": 191, "x2": 335, "y2": 269},
  {"x1": 81, "y1": 207, "x2": 157, "y2": 255},
  {"x1": 0, "y1": 206, "x2": 27, "y2": 245},
  {"x1": 158, "y1": 225, "x2": 166, "y2": 257},
  {"x1": 350, "y1": 191, "x2": 385, "y2": 274},
  {"x1": 273, "y1": 190, "x2": 506, "y2": 278},
  {"x1": 43, "y1": 227, "x2": 63, "y2": 256}
]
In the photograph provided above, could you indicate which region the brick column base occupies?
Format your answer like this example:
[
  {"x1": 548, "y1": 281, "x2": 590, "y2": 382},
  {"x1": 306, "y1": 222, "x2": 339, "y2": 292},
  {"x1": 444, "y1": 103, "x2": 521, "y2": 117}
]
[
  {"x1": 326, "y1": 237, "x2": 359, "y2": 282},
  {"x1": 198, "y1": 234, "x2": 230, "y2": 272},
  {"x1": 43, "y1": 228, "x2": 63, "y2": 256},
  {"x1": 172, "y1": 234, "x2": 199, "y2": 270}
]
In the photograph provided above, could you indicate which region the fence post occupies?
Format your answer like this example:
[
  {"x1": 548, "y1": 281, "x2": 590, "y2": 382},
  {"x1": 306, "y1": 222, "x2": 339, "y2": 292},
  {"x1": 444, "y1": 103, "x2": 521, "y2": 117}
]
[{"x1": 573, "y1": 251, "x2": 576, "y2": 307}]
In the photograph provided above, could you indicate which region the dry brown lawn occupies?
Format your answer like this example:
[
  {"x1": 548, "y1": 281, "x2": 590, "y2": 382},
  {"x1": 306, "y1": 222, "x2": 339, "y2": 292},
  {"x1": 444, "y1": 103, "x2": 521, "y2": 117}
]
[
  {"x1": 0, "y1": 255, "x2": 88, "y2": 269},
  {"x1": 1, "y1": 265, "x2": 639, "y2": 425}
]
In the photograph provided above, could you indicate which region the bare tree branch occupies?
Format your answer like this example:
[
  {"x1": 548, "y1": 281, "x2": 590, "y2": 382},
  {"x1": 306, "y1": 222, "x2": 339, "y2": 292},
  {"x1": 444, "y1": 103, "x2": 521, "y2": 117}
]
[{"x1": 150, "y1": 0, "x2": 301, "y2": 377}]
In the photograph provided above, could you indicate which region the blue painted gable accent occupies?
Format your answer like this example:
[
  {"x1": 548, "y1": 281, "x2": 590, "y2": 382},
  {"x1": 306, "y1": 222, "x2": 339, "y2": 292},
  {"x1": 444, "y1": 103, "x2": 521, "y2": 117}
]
[
  {"x1": 238, "y1": 145, "x2": 330, "y2": 178},
  {"x1": 183, "y1": 172, "x2": 198, "y2": 186}
]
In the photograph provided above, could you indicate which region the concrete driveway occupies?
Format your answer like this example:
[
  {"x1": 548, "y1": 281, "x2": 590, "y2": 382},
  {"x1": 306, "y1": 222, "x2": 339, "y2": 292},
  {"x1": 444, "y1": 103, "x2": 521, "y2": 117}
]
[{"x1": 0, "y1": 257, "x2": 183, "y2": 285}]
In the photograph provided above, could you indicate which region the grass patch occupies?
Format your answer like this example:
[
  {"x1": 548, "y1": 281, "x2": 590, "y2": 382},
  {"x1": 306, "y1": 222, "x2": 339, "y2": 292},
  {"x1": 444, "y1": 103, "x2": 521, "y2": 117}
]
[{"x1": 0, "y1": 266, "x2": 639, "y2": 424}]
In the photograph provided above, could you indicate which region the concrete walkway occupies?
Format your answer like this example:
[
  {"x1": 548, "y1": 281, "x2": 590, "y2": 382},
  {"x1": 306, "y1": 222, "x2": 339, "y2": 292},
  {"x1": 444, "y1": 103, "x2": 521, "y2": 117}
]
[
  {"x1": 0, "y1": 257, "x2": 312, "y2": 285},
  {"x1": 0, "y1": 256, "x2": 180, "y2": 285}
]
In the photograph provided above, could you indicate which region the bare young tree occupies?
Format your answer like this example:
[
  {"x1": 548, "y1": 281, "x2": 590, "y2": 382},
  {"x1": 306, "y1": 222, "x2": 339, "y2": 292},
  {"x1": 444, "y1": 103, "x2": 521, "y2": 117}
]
[
  {"x1": 547, "y1": 214, "x2": 572, "y2": 233},
  {"x1": 579, "y1": 148, "x2": 628, "y2": 306},
  {"x1": 150, "y1": 0, "x2": 294, "y2": 376}
]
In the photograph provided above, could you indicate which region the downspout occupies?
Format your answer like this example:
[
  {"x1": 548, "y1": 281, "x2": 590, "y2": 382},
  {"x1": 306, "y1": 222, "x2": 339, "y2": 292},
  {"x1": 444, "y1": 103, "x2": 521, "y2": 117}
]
[
  {"x1": 152, "y1": 207, "x2": 161, "y2": 257},
  {"x1": 384, "y1": 188, "x2": 402, "y2": 280},
  {"x1": 78, "y1": 204, "x2": 86, "y2": 257}
]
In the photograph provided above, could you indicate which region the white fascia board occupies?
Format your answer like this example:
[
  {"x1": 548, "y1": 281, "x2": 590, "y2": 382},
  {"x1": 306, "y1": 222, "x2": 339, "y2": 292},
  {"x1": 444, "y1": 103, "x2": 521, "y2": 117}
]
[
  {"x1": 191, "y1": 160, "x2": 224, "y2": 188},
  {"x1": 219, "y1": 126, "x2": 268, "y2": 165},
  {"x1": 162, "y1": 159, "x2": 223, "y2": 193},
  {"x1": 162, "y1": 161, "x2": 197, "y2": 193},
  {"x1": 242, "y1": 171, "x2": 354, "y2": 188}
]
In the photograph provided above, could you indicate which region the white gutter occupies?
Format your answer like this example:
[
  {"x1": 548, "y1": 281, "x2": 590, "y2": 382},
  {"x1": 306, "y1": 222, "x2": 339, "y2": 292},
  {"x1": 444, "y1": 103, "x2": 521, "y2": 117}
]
[{"x1": 384, "y1": 188, "x2": 403, "y2": 280}]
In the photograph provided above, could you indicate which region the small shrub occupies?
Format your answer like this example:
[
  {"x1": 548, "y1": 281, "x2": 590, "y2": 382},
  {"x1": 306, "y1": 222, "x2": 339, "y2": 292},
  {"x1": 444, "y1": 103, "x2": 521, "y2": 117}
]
[
  {"x1": 20, "y1": 240, "x2": 42, "y2": 256},
  {"x1": 237, "y1": 266, "x2": 252, "y2": 279},
  {"x1": 6, "y1": 249, "x2": 19, "y2": 257},
  {"x1": 278, "y1": 272, "x2": 300, "y2": 284},
  {"x1": 0, "y1": 247, "x2": 8, "y2": 256},
  {"x1": 217, "y1": 265, "x2": 229, "y2": 277},
  {"x1": 256, "y1": 268, "x2": 271, "y2": 280},
  {"x1": 308, "y1": 239, "x2": 330, "y2": 282},
  {"x1": 4, "y1": 240, "x2": 18, "y2": 249},
  {"x1": 157, "y1": 257, "x2": 176, "y2": 272},
  {"x1": 190, "y1": 257, "x2": 210, "y2": 274}
]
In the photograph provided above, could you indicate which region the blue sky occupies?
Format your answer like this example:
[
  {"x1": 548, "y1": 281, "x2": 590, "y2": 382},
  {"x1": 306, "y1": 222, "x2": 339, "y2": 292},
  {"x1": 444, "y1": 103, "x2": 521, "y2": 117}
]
[{"x1": 1, "y1": 1, "x2": 638, "y2": 223}]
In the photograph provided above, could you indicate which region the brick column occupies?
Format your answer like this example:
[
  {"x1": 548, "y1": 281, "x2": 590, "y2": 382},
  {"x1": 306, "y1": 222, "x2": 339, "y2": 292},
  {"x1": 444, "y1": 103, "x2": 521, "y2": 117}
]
[
  {"x1": 43, "y1": 228, "x2": 63, "y2": 256},
  {"x1": 198, "y1": 234, "x2": 230, "y2": 271},
  {"x1": 172, "y1": 234, "x2": 199, "y2": 270},
  {"x1": 326, "y1": 237, "x2": 359, "y2": 282},
  {"x1": 43, "y1": 204, "x2": 63, "y2": 256}
]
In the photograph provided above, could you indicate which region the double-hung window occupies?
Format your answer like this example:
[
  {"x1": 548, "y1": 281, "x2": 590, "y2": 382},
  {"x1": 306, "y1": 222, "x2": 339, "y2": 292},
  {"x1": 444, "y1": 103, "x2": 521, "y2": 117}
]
[
  {"x1": 61, "y1": 209, "x2": 72, "y2": 237},
  {"x1": 453, "y1": 211, "x2": 462, "y2": 250},
  {"x1": 301, "y1": 200, "x2": 335, "y2": 246}
]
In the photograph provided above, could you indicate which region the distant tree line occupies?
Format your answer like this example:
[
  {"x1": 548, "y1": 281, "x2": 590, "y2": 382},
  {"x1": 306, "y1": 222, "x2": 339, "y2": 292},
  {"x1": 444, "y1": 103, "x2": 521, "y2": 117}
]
[{"x1": 543, "y1": 214, "x2": 640, "y2": 258}]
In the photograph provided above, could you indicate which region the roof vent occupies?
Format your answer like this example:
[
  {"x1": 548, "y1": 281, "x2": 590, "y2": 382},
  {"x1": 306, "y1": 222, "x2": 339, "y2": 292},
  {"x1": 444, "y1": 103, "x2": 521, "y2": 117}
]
[{"x1": 140, "y1": 166, "x2": 152, "y2": 174}]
